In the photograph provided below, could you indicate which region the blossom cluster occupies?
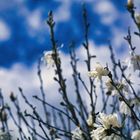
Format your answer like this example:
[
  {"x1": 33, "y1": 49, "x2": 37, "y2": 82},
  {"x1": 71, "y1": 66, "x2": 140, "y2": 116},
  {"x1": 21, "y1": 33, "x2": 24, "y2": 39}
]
[
  {"x1": 42, "y1": 36, "x2": 140, "y2": 140},
  {"x1": 72, "y1": 113, "x2": 140, "y2": 140}
]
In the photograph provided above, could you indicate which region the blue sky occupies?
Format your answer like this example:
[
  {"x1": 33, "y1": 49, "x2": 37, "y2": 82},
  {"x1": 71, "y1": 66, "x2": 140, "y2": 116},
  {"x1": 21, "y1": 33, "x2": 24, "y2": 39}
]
[{"x1": 0, "y1": 0, "x2": 130, "y2": 68}]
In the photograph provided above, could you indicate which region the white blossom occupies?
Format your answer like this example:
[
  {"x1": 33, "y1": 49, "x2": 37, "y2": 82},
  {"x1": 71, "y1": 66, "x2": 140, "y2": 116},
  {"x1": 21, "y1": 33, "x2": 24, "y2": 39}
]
[
  {"x1": 91, "y1": 127, "x2": 107, "y2": 140},
  {"x1": 119, "y1": 101, "x2": 131, "y2": 116},
  {"x1": 116, "y1": 79, "x2": 131, "y2": 96},
  {"x1": 120, "y1": 82, "x2": 130, "y2": 95},
  {"x1": 98, "y1": 113, "x2": 120, "y2": 129},
  {"x1": 41, "y1": 50, "x2": 54, "y2": 67},
  {"x1": 135, "y1": 13, "x2": 140, "y2": 26},
  {"x1": 131, "y1": 130, "x2": 140, "y2": 140},
  {"x1": 72, "y1": 127, "x2": 84, "y2": 140},
  {"x1": 105, "y1": 79, "x2": 114, "y2": 91},
  {"x1": 91, "y1": 113, "x2": 121, "y2": 140},
  {"x1": 91, "y1": 128, "x2": 122, "y2": 140},
  {"x1": 130, "y1": 54, "x2": 140, "y2": 71},
  {"x1": 120, "y1": 97, "x2": 140, "y2": 116},
  {"x1": 88, "y1": 63, "x2": 109, "y2": 80},
  {"x1": 122, "y1": 57, "x2": 130, "y2": 70},
  {"x1": 87, "y1": 114, "x2": 94, "y2": 127},
  {"x1": 105, "y1": 78, "x2": 130, "y2": 96},
  {"x1": 122, "y1": 53, "x2": 140, "y2": 71}
]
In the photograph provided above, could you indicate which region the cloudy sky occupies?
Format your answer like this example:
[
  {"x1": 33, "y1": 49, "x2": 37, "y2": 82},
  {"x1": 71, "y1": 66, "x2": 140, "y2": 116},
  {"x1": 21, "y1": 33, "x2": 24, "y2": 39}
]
[
  {"x1": 1, "y1": 0, "x2": 140, "y2": 138},
  {"x1": 0, "y1": 0, "x2": 132, "y2": 67}
]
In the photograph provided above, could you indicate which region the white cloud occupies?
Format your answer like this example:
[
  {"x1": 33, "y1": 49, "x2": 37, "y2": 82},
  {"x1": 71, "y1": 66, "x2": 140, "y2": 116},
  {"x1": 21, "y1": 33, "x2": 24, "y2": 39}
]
[
  {"x1": 111, "y1": 27, "x2": 127, "y2": 50},
  {"x1": 94, "y1": 1, "x2": 118, "y2": 25},
  {"x1": 0, "y1": 63, "x2": 61, "y2": 103},
  {"x1": 27, "y1": 10, "x2": 43, "y2": 30},
  {"x1": 25, "y1": 9, "x2": 49, "y2": 42},
  {"x1": 0, "y1": 20, "x2": 11, "y2": 41},
  {"x1": 0, "y1": 41, "x2": 116, "y2": 113},
  {"x1": 0, "y1": 0, "x2": 24, "y2": 11},
  {"x1": 54, "y1": 0, "x2": 71, "y2": 22}
]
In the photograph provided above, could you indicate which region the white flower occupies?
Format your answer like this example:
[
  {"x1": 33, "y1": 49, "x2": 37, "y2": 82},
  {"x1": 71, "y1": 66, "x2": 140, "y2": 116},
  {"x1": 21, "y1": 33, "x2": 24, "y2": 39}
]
[
  {"x1": 119, "y1": 101, "x2": 131, "y2": 116},
  {"x1": 130, "y1": 54, "x2": 140, "y2": 71},
  {"x1": 120, "y1": 82, "x2": 130, "y2": 95},
  {"x1": 122, "y1": 58, "x2": 130, "y2": 70},
  {"x1": 131, "y1": 130, "x2": 140, "y2": 140},
  {"x1": 87, "y1": 114, "x2": 94, "y2": 127},
  {"x1": 120, "y1": 97, "x2": 140, "y2": 116},
  {"x1": 41, "y1": 51, "x2": 54, "y2": 67},
  {"x1": 72, "y1": 127, "x2": 84, "y2": 140},
  {"x1": 98, "y1": 113, "x2": 120, "y2": 129},
  {"x1": 112, "y1": 83, "x2": 126, "y2": 96},
  {"x1": 105, "y1": 79, "x2": 114, "y2": 91},
  {"x1": 135, "y1": 13, "x2": 140, "y2": 26},
  {"x1": 91, "y1": 113, "x2": 121, "y2": 140},
  {"x1": 91, "y1": 128, "x2": 122, "y2": 140},
  {"x1": 91, "y1": 127, "x2": 107, "y2": 140},
  {"x1": 123, "y1": 53, "x2": 140, "y2": 71},
  {"x1": 105, "y1": 78, "x2": 130, "y2": 96},
  {"x1": 88, "y1": 63, "x2": 109, "y2": 80},
  {"x1": 41, "y1": 44, "x2": 63, "y2": 67},
  {"x1": 116, "y1": 79, "x2": 131, "y2": 96}
]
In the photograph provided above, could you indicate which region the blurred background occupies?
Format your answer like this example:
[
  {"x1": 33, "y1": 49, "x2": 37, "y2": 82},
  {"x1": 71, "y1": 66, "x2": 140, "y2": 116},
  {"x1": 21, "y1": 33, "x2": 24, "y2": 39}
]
[
  {"x1": 0, "y1": 0, "x2": 140, "y2": 97},
  {"x1": 0, "y1": 0, "x2": 134, "y2": 67}
]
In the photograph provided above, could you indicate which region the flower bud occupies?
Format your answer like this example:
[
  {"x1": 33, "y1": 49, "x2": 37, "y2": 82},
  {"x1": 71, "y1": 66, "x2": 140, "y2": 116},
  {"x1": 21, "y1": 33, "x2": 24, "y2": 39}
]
[
  {"x1": 87, "y1": 114, "x2": 93, "y2": 127},
  {"x1": 49, "y1": 128, "x2": 56, "y2": 136},
  {"x1": 135, "y1": 13, "x2": 140, "y2": 28},
  {"x1": 0, "y1": 109, "x2": 7, "y2": 122},
  {"x1": 127, "y1": 0, "x2": 134, "y2": 10},
  {"x1": 10, "y1": 92, "x2": 16, "y2": 102}
]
